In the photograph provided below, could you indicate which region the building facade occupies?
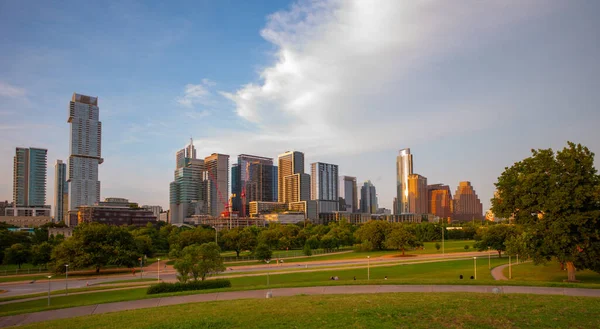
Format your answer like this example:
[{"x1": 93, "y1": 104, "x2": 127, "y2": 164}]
[
  {"x1": 54, "y1": 160, "x2": 68, "y2": 222},
  {"x1": 169, "y1": 140, "x2": 205, "y2": 225},
  {"x1": 142, "y1": 205, "x2": 163, "y2": 219},
  {"x1": 428, "y1": 184, "x2": 452, "y2": 221},
  {"x1": 360, "y1": 180, "x2": 378, "y2": 214},
  {"x1": 277, "y1": 151, "x2": 305, "y2": 203},
  {"x1": 13, "y1": 147, "x2": 48, "y2": 207},
  {"x1": 408, "y1": 174, "x2": 428, "y2": 215},
  {"x1": 67, "y1": 93, "x2": 103, "y2": 211},
  {"x1": 396, "y1": 148, "x2": 413, "y2": 214},
  {"x1": 452, "y1": 181, "x2": 484, "y2": 222},
  {"x1": 283, "y1": 173, "x2": 310, "y2": 203},
  {"x1": 205, "y1": 153, "x2": 230, "y2": 217},
  {"x1": 310, "y1": 162, "x2": 338, "y2": 202},
  {"x1": 69, "y1": 197, "x2": 156, "y2": 227},
  {"x1": 232, "y1": 154, "x2": 275, "y2": 217},
  {"x1": 339, "y1": 176, "x2": 358, "y2": 213}
]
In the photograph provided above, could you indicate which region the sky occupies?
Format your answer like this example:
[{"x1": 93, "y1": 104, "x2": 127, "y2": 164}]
[{"x1": 1, "y1": 0, "x2": 599, "y2": 215}]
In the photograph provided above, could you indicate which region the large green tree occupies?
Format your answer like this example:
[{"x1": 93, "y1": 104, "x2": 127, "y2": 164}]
[
  {"x1": 174, "y1": 242, "x2": 225, "y2": 282},
  {"x1": 385, "y1": 224, "x2": 420, "y2": 255},
  {"x1": 492, "y1": 142, "x2": 600, "y2": 281},
  {"x1": 3, "y1": 243, "x2": 30, "y2": 269},
  {"x1": 474, "y1": 224, "x2": 520, "y2": 257},
  {"x1": 221, "y1": 227, "x2": 256, "y2": 257},
  {"x1": 354, "y1": 220, "x2": 391, "y2": 250}
]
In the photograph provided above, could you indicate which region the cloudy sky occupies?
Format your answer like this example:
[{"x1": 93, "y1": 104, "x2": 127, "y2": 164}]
[{"x1": 1, "y1": 0, "x2": 599, "y2": 214}]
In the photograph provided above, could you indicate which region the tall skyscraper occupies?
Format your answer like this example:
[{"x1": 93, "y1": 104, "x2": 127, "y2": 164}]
[
  {"x1": 408, "y1": 174, "x2": 428, "y2": 214},
  {"x1": 272, "y1": 166, "x2": 278, "y2": 201},
  {"x1": 284, "y1": 173, "x2": 310, "y2": 203},
  {"x1": 67, "y1": 93, "x2": 103, "y2": 211},
  {"x1": 232, "y1": 154, "x2": 275, "y2": 217},
  {"x1": 54, "y1": 160, "x2": 68, "y2": 222},
  {"x1": 169, "y1": 140, "x2": 205, "y2": 224},
  {"x1": 428, "y1": 184, "x2": 452, "y2": 221},
  {"x1": 453, "y1": 181, "x2": 484, "y2": 222},
  {"x1": 13, "y1": 147, "x2": 47, "y2": 207},
  {"x1": 310, "y1": 162, "x2": 338, "y2": 201},
  {"x1": 339, "y1": 176, "x2": 358, "y2": 212},
  {"x1": 278, "y1": 151, "x2": 305, "y2": 204},
  {"x1": 396, "y1": 148, "x2": 413, "y2": 214},
  {"x1": 205, "y1": 153, "x2": 230, "y2": 217},
  {"x1": 360, "y1": 180, "x2": 377, "y2": 214}
]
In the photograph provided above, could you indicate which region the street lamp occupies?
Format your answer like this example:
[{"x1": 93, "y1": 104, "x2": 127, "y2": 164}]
[
  {"x1": 265, "y1": 260, "x2": 272, "y2": 298},
  {"x1": 367, "y1": 256, "x2": 370, "y2": 281},
  {"x1": 157, "y1": 258, "x2": 161, "y2": 283},
  {"x1": 47, "y1": 275, "x2": 52, "y2": 306},
  {"x1": 488, "y1": 247, "x2": 491, "y2": 270},
  {"x1": 65, "y1": 264, "x2": 69, "y2": 296},
  {"x1": 473, "y1": 257, "x2": 477, "y2": 280}
]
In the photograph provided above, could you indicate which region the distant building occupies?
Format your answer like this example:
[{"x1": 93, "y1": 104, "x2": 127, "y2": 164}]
[
  {"x1": 263, "y1": 213, "x2": 305, "y2": 224},
  {"x1": 310, "y1": 162, "x2": 338, "y2": 202},
  {"x1": 377, "y1": 208, "x2": 392, "y2": 215},
  {"x1": 169, "y1": 139, "x2": 205, "y2": 225},
  {"x1": 5, "y1": 206, "x2": 50, "y2": 217},
  {"x1": 0, "y1": 216, "x2": 52, "y2": 227},
  {"x1": 68, "y1": 197, "x2": 156, "y2": 227},
  {"x1": 248, "y1": 201, "x2": 287, "y2": 217},
  {"x1": 288, "y1": 201, "x2": 318, "y2": 221},
  {"x1": 48, "y1": 227, "x2": 74, "y2": 238},
  {"x1": 68, "y1": 93, "x2": 103, "y2": 211},
  {"x1": 396, "y1": 148, "x2": 413, "y2": 214},
  {"x1": 159, "y1": 211, "x2": 169, "y2": 222},
  {"x1": 428, "y1": 184, "x2": 452, "y2": 221},
  {"x1": 205, "y1": 153, "x2": 230, "y2": 217},
  {"x1": 360, "y1": 181, "x2": 378, "y2": 214},
  {"x1": 283, "y1": 173, "x2": 310, "y2": 203},
  {"x1": 0, "y1": 201, "x2": 13, "y2": 216},
  {"x1": 278, "y1": 151, "x2": 305, "y2": 203},
  {"x1": 142, "y1": 205, "x2": 163, "y2": 219},
  {"x1": 13, "y1": 147, "x2": 48, "y2": 207},
  {"x1": 408, "y1": 174, "x2": 428, "y2": 215},
  {"x1": 54, "y1": 160, "x2": 68, "y2": 223},
  {"x1": 339, "y1": 176, "x2": 358, "y2": 213},
  {"x1": 232, "y1": 154, "x2": 276, "y2": 217},
  {"x1": 452, "y1": 181, "x2": 484, "y2": 222}
]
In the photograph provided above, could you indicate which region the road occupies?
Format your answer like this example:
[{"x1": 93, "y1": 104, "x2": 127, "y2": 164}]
[{"x1": 0, "y1": 251, "x2": 492, "y2": 298}]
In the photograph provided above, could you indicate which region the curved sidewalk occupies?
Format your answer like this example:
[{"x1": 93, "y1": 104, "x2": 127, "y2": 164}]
[{"x1": 2, "y1": 284, "x2": 600, "y2": 328}]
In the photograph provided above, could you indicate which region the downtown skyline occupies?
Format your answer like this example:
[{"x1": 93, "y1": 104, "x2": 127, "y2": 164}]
[{"x1": 1, "y1": 1, "x2": 600, "y2": 213}]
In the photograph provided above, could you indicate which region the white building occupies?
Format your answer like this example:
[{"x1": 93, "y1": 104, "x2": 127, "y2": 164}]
[{"x1": 142, "y1": 205, "x2": 163, "y2": 219}]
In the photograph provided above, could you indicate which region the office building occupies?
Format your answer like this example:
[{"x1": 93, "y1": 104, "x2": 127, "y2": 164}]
[
  {"x1": 67, "y1": 93, "x2": 103, "y2": 211},
  {"x1": 13, "y1": 147, "x2": 48, "y2": 207},
  {"x1": 283, "y1": 173, "x2": 310, "y2": 203},
  {"x1": 310, "y1": 162, "x2": 338, "y2": 201},
  {"x1": 0, "y1": 201, "x2": 12, "y2": 216},
  {"x1": 68, "y1": 197, "x2": 156, "y2": 227},
  {"x1": 396, "y1": 148, "x2": 413, "y2": 214},
  {"x1": 408, "y1": 174, "x2": 428, "y2": 215},
  {"x1": 277, "y1": 151, "x2": 305, "y2": 203},
  {"x1": 232, "y1": 154, "x2": 275, "y2": 217},
  {"x1": 169, "y1": 140, "x2": 205, "y2": 225},
  {"x1": 54, "y1": 160, "x2": 68, "y2": 222},
  {"x1": 428, "y1": 184, "x2": 452, "y2": 221},
  {"x1": 205, "y1": 153, "x2": 229, "y2": 217},
  {"x1": 452, "y1": 181, "x2": 484, "y2": 222},
  {"x1": 142, "y1": 205, "x2": 163, "y2": 219},
  {"x1": 339, "y1": 176, "x2": 358, "y2": 213},
  {"x1": 248, "y1": 201, "x2": 287, "y2": 216},
  {"x1": 272, "y1": 166, "x2": 278, "y2": 201},
  {"x1": 360, "y1": 180, "x2": 378, "y2": 214}
]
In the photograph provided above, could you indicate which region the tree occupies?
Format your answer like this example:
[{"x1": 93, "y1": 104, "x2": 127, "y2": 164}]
[
  {"x1": 435, "y1": 242, "x2": 441, "y2": 251},
  {"x1": 3, "y1": 243, "x2": 30, "y2": 269},
  {"x1": 474, "y1": 225, "x2": 519, "y2": 257},
  {"x1": 355, "y1": 220, "x2": 391, "y2": 250},
  {"x1": 303, "y1": 243, "x2": 312, "y2": 256},
  {"x1": 384, "y1": 224, "x2": 419, "y2": 255},
  {"x1": 174, "y1": 242, "x2": 225, "y2": 282},
  {"x1": 30, "y1": 242, "x2": 53, "y2": 266},
  {"x1": 505, "y1": 233, "x2": 530, "y2": 260},
  {"x1": 221, "y1": 228, "x2": 256, "y2": 257},
  {"x1": 492, "y1": 142, "x2": 600, "y2": 282},
  {"x1": 254, "y1": 243, "x2": 272, "y2": 262}
]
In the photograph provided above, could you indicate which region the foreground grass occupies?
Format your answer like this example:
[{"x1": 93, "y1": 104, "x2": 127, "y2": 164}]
[
  {"x1": 19, "y1": 293, "x2": 600, "y2": 329},
  {"x1": 504, "y1": 261, "x2": 600, "y2": 283}
]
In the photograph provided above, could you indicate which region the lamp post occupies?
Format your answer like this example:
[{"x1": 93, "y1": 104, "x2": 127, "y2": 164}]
[
  {"x1": 265, "y1": 260, "x2": 272, "y2": 298},
  {"x1": 441, "y1": 224, "x2": 445, "y2": 257},
  {"x1": 367, "y1": 256, "x2": 370, "y2": 281},
  {"x1": 157, "y1": 258, "x2": 161, "y2": 283},
  {"x1": 509, "y1": 255, "x2": 512, "y2": 279},
  {"x1": 47, "y1": 275, "x2": 52, "y2": 306},
  {"x1": 473, "y1": 257, "x2": 477, "y2": 280},
  {"x1": 65, "y1": 264, "x2": 69, "y2": 296},
  {"x1": 488, "y1": 247, "x2": 491, "y2": 270},
  {"x1": 139, "y1": 257, "x2": 143, "y2": 279}
]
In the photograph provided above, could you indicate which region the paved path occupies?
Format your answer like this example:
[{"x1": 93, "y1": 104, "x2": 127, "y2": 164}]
[
  {"x1": 1, "y1": 284, "x2": 599, "y2": 328},
  {"x1": 491, "y1": 261, "x2": 530, "y2": 280}
]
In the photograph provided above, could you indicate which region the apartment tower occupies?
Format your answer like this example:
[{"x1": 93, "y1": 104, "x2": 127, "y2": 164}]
[
  {"x1": 54, "y1": 160, "x2": 68, "y2": 222},
  {"x1": 205, "y1": 153, "x2": 230, "y2": 217},
  {"x1": 339, "y1": 176, "x2": 358, "y2": 213},
  {"x1": 408, "y1": 174, "x2": 428, "y2": 214},
  {"x1": 13, "y1": 147, "x2": 48, "y2": 207},
  {"x1": 396, "y1": 148, "x2": 413, "y2": 214}
]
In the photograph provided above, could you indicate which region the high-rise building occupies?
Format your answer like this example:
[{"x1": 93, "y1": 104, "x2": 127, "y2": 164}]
[
  {"x1": 277, "y1": 151, "x2": 305, "y2": 204},
  {"x1": 205, "y1": 153, "x2": 229, "y2": 217},
  {"x1": 54, "y1": 160, "x2": 68, "y2": 222},
  {"x1": 339, "y1": 176, "x2": 358, "y2": 212},
  {"x1": 272, "y1": 166, "x2": 278, "y2": 201},
  {"x1": 408, "y1": 174, "x2": 428, "y2": 215},
  {"x1": 13, "y1": 147, "x2": 47, "y2": 207},
  {"x1": 232, "y1": 154, "x2": 275, "y2": 217},
  {"x1": 283, "y1": 173, "x2": 310, "y2": 203},
  {"x1": 310, "y1": 162, "x2": 338, "y2": 201},
  {"x1": 67, "y1": 93, "x2": 103, "y2": 211},
  {"x1": 396, "y1": 148, "x2": 413, "y2": 214},
  {"x1": 169, "y1": 140, "x2": 205, "y2": 224},
  {"x1": 360, "y1": 180, "x2": 378, "y2": 214},
  {"x1": 453, "y1": 181, "x2": 484, "y2": 222},
  {"x1": 428, "y1": 184, "x2": 452, "y2": 221}
]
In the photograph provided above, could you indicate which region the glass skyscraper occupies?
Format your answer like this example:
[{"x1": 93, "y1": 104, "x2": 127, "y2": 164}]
[
  {"x1": 54, "y1": 160, "x2": 68, "y2": 222},
  {"x1": 169, "y1": 140, "x2": 205, "y2": 224},
  {"x1": 232, "y1": 154, "x2": 275, "y2": 217},
  {"x1": 13, "y1": 147, "x2": 47, "y2": 207},
  {"x1": 396, "y1": 148, "x2": 413, "y2": 214}
]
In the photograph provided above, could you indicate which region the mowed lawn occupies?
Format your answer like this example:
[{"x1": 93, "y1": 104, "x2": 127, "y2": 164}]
[
  {"x1": 18, "y1": 293, "x2": 600, "y2": 329},
  {"x1": 504, "y1": 261, "x2": 600, "y2": 284}
]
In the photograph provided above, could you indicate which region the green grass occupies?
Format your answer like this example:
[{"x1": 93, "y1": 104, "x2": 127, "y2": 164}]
[
  {"x1": 93, "y1": 278, "x2": 157, "y2": 285},
  {"x1": 0, "y1": 264, "x2": 47, "y2": 272},
  {"x1": 504, "y1": 261, "x2": 600, "y2": 283},
  {"x1": 17, "y1": 293, "x2": 600, "y2": 329},
  {"x1": 0, "y1": 284, "x2": 150, "y2": 303}
]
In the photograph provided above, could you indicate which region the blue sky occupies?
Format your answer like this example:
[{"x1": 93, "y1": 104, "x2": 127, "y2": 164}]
[{"x1": 1, "y1": 0, "x2": 599, "y2": 214}]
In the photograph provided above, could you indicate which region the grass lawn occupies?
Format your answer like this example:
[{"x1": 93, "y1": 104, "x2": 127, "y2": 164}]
[
  {"x1": 504, "y1": 261, "x2": 600, "y2": 284},
  {"x1": 18, "y1": 293, "x2": 600, "y2": 329},
  {"x1": 94, "y1": 278, "x2": 157, "y2": 285}
]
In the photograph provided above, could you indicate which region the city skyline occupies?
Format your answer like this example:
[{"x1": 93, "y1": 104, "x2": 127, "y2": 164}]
[{"x1": 1, "y1": 1, "x2": 599, "y2": 212}]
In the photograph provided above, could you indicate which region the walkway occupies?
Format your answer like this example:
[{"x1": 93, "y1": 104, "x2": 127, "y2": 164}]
[
  {"x1": 1, "y1": 284, "x2": 599, "y2": 328},
  {"x1": 491, "y1": 261, "x2": 530, "y2": 280}
]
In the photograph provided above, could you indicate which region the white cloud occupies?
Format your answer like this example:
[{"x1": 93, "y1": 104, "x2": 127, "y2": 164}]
[
  {"x1": 219, "y1": 0, "x2": 547, "y2": 157},
  {"x1": 0, "y1": 82, "x2": 26, "y2": 98},
  {"x1": 177, "y1": 84, "x2": 210, "y2": 108}
]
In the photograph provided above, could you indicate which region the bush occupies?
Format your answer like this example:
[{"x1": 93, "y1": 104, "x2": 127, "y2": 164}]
[
  {"x1": 303, "y1": 243, "x2": 312, "y2": 256},
  {"x1": 435, "y1": 242, "x2": 441, "y2": 251},
  {"x1": 464, "y1": 245, "x2": 470, "y2": 251},
  {"x1": 353, "y1": 241, "x2": 374, "y2": 252},
  {"x1": 147, "y1": 279, "x2": 231, "y2": 294}
]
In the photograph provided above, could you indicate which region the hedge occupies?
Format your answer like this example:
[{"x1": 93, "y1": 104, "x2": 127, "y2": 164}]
[{"x1": 147, "y1": 279, "x2": 231, "y2": 295}]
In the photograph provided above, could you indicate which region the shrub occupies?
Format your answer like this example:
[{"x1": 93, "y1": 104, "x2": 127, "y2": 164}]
[
  {"x1": 464, "y1": 245, "x2": 470, "y2": 251},
  {"x1": 435, "y1": 242, "x2": 441, "y2": 251},
  {"x1": 147, "y1": 279, "x2": 231, "y2": 294},
  {"x1": 303, "y1": 243, "x2": 312, "y2": 256}
]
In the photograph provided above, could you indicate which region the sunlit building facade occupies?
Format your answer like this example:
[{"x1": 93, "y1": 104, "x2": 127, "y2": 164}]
[
  {"x1": 427, "y1": 184, "x2": 452, "y2": 221},
  {"x1": 396, "y1": 148, "x2": 413, "y2": 214},
  {"x1": 452, "y1": 181, "x2": 484, "y2": 222},
  {"x1": 408, "y1": 174, "x2": 428, "y2": 215}
]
